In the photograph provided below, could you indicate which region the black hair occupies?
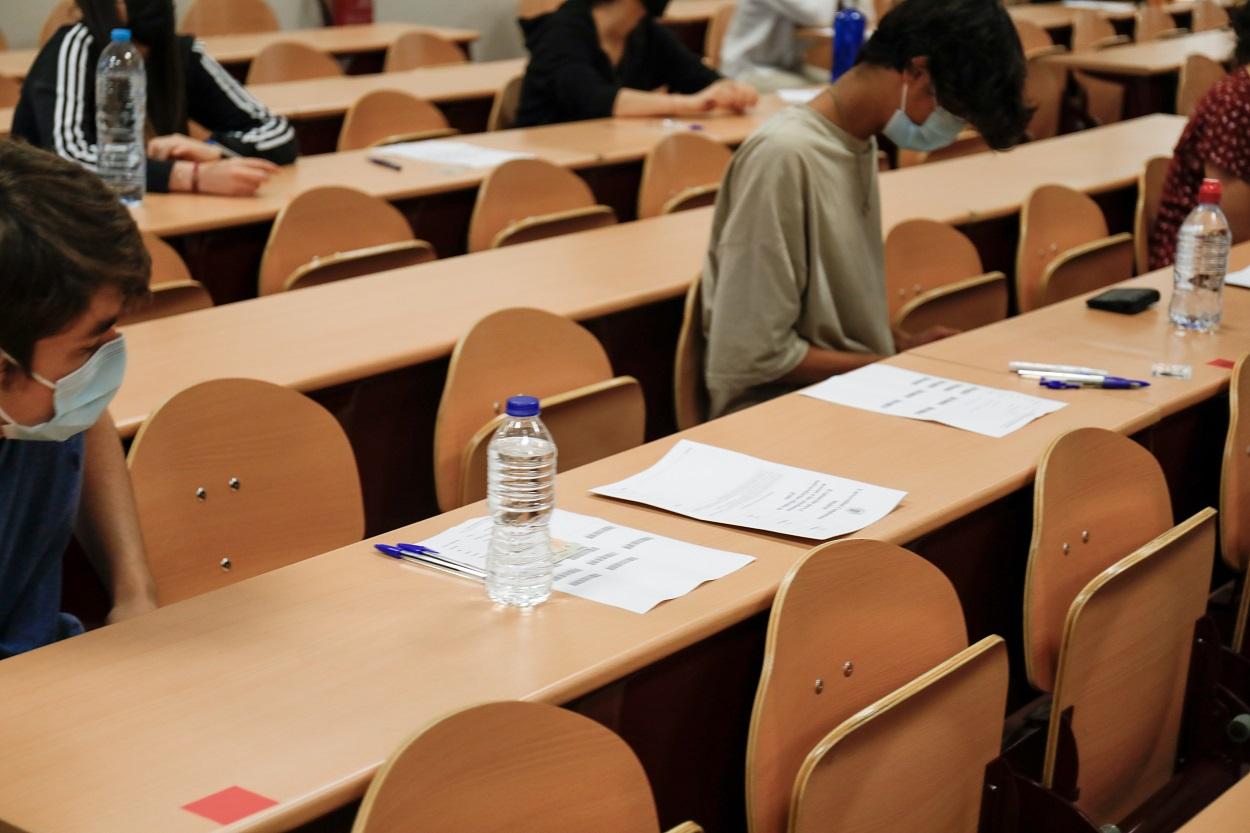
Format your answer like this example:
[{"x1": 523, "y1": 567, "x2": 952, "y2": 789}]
[
  {"x1": 0, "y1": 141, "x2": 150, "y2": 374},
  {"x1": 76, "y1": 0, "x2": 187, "y2": 137},
  {"x1": 859, "y1": 0, "x2": 1031, "y2": 150},
  {"x1": 1233, "y1": 1, "x2": 1250, "y2": 66}
]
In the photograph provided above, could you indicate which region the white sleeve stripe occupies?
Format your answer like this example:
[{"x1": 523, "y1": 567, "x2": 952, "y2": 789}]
[
  {"x1": 53, "y1": 25, "x2": 97, "y2": 168},
  {"x1": 192, "y1": 40, "x2": 294, "y2": 152}
]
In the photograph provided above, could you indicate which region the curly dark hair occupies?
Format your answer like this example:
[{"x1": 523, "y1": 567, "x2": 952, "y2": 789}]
[
  {"x1": 0, "y1": 141, "x2": 150, "y2": 374},
  {"x1": 858, "y1": 0, "x2": 1031, "y2": 150},
  {"x1": 1233, "y1": 1, "x2": 1250, "y2": 66}
]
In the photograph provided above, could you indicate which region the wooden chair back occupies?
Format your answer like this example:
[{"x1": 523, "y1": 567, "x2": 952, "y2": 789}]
[
  {"x1": 1177, "y1": 53, "x2": 1226, "y2": 117},
  {"x1": 791, "y1": 637, "x2": 1009, "y2": 833},
  {"x1": 246, "y1": 41, "x2": 343, "y2": 85},
  {"x1": 1071, "y1": 10, "x2": 1130, "y2": 125},
  {"x1": 1014, "y1": 19, "x2": 1056, "y2": 55},
  {"x1": 638, "y1": 132, "x2": 733, "y2": 219},
  {"x1": 459, "y1": 377, "x2": 645, "y2": 507},
  {"x1": 1024, "y1": 57, "x2": 1067, "y2": 140},
  {"x1": 259, "y1": 186, "x2": 417, "y2": 296},
  {"x1": 1072, "y1": 9, "x2": 1129, "y2": 49},
  {"x1": 467, "y1": 158, "x2": 615, "y2": 252},
  {"x1": 896, "y1": 273, "x2": 1009, "y2": 335},
  {"x1": 127, "y1": 378, "x2": 364, "y2": 606},
  {"x1": 119, "y1": 233, "x2": 214, "y2": 325},
  {"x1": 352, "y1": 701, "x2": 694, "y2": 833},
  {"x1": 1225, "y1": 355, "x2": 1250, "y2": 652},
  {"x1": 1017, "y1": 184, "x2": 1111, "y2": 312},
  {"x1": 434, "y1": 308, "x2": 617, "y2": 512},
  {"x1": 384, "y1": 30, "x2": 467, "y2": 72},
  {"x1": 885, "y1": 219, "x2": 985, "y2": 316},
  {"x1": 487, "y1": 74, "x2": 525, "y2": 131},
  {"x1": 1044, "y1": 509, "x2": 1217, "y2": 826},
  {"x1": 1024, "y1": 428, "x2": 1173, "y2": 693},
  {"x1": 1135, "y1": 156, "x2": 1172, "y2": 272},
  {"x1": 180, "y1": 0, "x2": 280, "y2": 37},
  {"x1": 338, "y1": 90, "x2": 457, "y2": 151},
  {"x1": 1192, "y1": 0, "x2": 1230, "y2": 31},
  {"x1": 704, "y1": 3, "x2": 736, "y2": 69},
  {"x1": 285, "y1": 241, "x2": 436, "y2": 292},
  {"x1": 1038, "y1": 232, "x2": 1135, "y2": 307},
  {"x1": 39, "y1": 0, "x2": 81, "y2": 45},
  {"x1": 896, "y1": 132, "x2": 990, "y2": 167},
  {"x1": 0, "y1": 75, "x2": 19, "y2": 108},
  {"x1": 747, "y1": 539, "x2": 968, "y2": 833},
  {"x1": 1136, "y1": 6, "x2": 1185, "y2": 41},
  {"x1": 142, "y1": 232, "x2": 192, "y2": 284},
  {"x1": 674, "y1": 276, "x2": 709, "y2": 431}
]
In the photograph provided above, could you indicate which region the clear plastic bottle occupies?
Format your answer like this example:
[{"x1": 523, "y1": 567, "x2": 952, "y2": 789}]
[
  {"x1": 486, "y1": 395, "x2": 557, "y2": 607},
  {"x1": 1169, "y1": 177, "x2": 1231, "y2": 333},
  {"x1": 95, "y1": 28, "x2": 146, "y2": 205}
]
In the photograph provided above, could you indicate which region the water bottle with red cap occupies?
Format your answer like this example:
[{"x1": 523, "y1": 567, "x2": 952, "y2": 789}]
[{"x1": 1170, "y1": 177, "x2": 1231, "y2": 332}]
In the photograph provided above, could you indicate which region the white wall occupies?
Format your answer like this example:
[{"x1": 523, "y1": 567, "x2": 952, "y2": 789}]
[{"x1": 0, "y1": 0, "x2": 526, "y2": 59}]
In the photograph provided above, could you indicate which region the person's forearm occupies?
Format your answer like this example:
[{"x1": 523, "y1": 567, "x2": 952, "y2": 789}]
[
  {"x1": 76, "y1": 413, "x2": 158, "y2": 610},
  {"x1": 780, "y1": 345, "x2": 881, "y2": 384},
  {"x1": 612, "y1": 88, "x2": 695, "y2": 117}
]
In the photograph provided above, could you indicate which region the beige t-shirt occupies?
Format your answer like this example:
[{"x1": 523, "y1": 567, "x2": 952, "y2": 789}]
[{"x1": 701, "y1": 103, "x2": 895, "y2": 418}]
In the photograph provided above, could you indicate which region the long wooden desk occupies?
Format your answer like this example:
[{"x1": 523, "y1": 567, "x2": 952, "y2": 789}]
[
  {"x1": 0, "y1": 22, "x2": 479, "y2": 81},
  {"x1": 1175, "y1": 775, "x2": 1250, "y2": 831}
]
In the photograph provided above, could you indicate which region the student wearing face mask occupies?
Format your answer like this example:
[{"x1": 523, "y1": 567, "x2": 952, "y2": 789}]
[
  {"x1": 12, "y1": 0, "x2": 297, "y2": 197},
  {"x1": 515, "y1": 0, "x2": 760, "y2": 127},
  {"x1": 0, "y1": 141, "x2": 158, "y2": 659},
  {"x1": 700, "y1": 0, "x2": 1030, "y2": 418}
]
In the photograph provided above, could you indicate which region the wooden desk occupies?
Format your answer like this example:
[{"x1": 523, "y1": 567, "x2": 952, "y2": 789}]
[
  {"x1": 0, "y1": 349, "x2": 1161, "y2": 833},
  {"x1": 1175, "y1": 775, "x2": 1250, "y2": 831},
  {"x1": 663, "y1": 0, "x2": 733, "y2": 23},
  {"x1": 0, "y1": 22, "x2": 479, "y2": 81}
]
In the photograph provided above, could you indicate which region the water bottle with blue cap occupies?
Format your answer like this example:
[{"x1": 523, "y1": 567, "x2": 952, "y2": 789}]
[
  {"x1": 486, "y1": 395, "x2": 557, "y2": 607},
  {"x1": 96, "y1": 28, "x2": 147, "y2": 205}
]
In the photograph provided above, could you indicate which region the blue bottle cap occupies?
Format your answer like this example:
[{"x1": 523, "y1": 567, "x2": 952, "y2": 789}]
[
  {"x1": 111, "y1": 28, "x2": 132, "y2": 41},
  {"x1": 505, "y1": 395, "x2": 540, "y2": 417}
]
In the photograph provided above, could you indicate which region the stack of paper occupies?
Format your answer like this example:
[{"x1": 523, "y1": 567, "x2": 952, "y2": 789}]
[
  {"x1": 591, "y1": 440, "x2": 906, "y2": 540},
  {"x1": 378, "y1": 140, "x2": 535, "y2": 169},
  {"x1": 802, "y1": 364, "x2": 1067, "y2": 438},
  {"x1": 411, "y1": 510, "x2": 755, "y2": 614}
]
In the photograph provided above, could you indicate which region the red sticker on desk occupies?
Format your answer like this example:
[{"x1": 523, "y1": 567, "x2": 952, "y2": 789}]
[
  {"x1": 1208, "y1": 358, "x2": 1236, "y2": 369},
  {"x1": 182, "y1": 786, "x2": 278, "y2": 825}
]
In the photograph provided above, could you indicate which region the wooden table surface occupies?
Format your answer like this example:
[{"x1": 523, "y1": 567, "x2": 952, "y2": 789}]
[
  {"x1": 662, "y1": 0, "x2": 734, "y2": 23},
  {"x1": 0, "y1": 22, "x2": 478, "y2": 80},
  {"x1": 1042, "y1": 29, "x2": 1233, "y2": 76},
  {"x1": 1175, "y1": 775, "x2": 1250, "y2": 831}
]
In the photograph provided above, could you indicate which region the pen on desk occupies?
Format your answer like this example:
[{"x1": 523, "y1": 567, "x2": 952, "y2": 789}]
[
  {"x1": 1039, "y1": 376, "x2": 1151, "y2": 390},
  {"x1": 374, "y1": 544, "x2": 484, "y2": 579},
  {"x1": 367, "y1": 156, "x2": 403, "y2": 172},
  {"x1": 1017, "y1": 369, "x2": 1118, "y2": 383},
  {"x1": 397, "y1": 542, "x2": 440, "y2": 556},
  {"x1": 1010, "y1": 361, "x2": 1110, "y2": 376}
]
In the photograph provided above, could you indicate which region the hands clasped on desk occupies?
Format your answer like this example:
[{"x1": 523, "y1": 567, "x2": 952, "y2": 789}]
[{"x1": 147, "y1": 134, "x2": 280, "y2": 196}]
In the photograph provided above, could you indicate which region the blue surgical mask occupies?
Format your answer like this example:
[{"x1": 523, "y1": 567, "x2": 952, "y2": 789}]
[
  {"x1": 0, "y1": 336, "x2": 127, "y2": 442},
  {"x1": 883, "y1": 83, "x2": 965, "y2": 152}
]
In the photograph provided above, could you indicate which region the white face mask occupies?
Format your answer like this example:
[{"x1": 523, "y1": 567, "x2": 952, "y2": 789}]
[
  {"x1": 0, "y1": 336, "x2": 127, "y2": 442},
  {"x1": 882, "y1": 82, "x2": 966, "y2": 152}
]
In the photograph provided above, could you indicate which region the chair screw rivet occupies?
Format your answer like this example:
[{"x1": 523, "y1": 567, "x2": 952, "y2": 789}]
[
  {"x1": 228, "y1": 477, "x2": 241, "y2": 491},
  {"x1": 1081, "y1": 530, "x2": 1090, "y2": 543},
  {"x1": 220, "y1": 557, "x2": 232, "y2": 572},
  {"x1": 1062, "y1": 542, "x2": 1071, "y2": 555},
  {"x1": 843, "y1": 661, "x2": 854, "y2": 677},
  {"x1": 814, "y1": 678, "x2": 824, "y2": 694},
  {"x1": 195, "y1": 487, "x2": 207, "y2": 501}
]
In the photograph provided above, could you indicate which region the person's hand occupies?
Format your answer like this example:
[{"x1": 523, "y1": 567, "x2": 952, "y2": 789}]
[
  {"x1": 105, "y1": 591, "x2": 158, "y2": 625},
  {"x1": 895, "y1": 325, "x2": 961, "y2": 351},
  {"x1": 196, "y1": 157, "x2": 279, "y2": 197},
  {"x1": 680, "y1": 80, "x2": 760, "y2": 114},
  {"x1": 148, "y1": 133, "x2": 224, "y2": 163}
]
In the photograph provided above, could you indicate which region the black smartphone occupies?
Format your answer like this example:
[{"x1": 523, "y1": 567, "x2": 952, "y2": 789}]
[{"x1": 1086, "y1": 287, "x2": 1161, "y2": 315}]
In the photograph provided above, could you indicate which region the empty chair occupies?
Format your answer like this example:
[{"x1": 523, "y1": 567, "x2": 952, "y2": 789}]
[
  {"x1": 884, "y1": 219, "x2": 1008, "y2": 334},
  {"x1": 119, "y1": 233, "x2": 214, "y2": 326},
  {"x1": 1023, "y1": 55, "x2": 1067, "y2": 140},
  {"x1": 258, "y1": 186, "x2": 436, "y2": 295},
  {"x1": 1072, "y1": 8, "x2": 1132, "y2": 50},
  {"x1": 674, "y1": 277, "x2": 708, "y2": 431},
  {"x1": 1135, "y1": 6, "x2": 1186, "y2": 41},
  {"x1": 39, "y1": 0, "x2": 80, "y2": 45},
  {"x1": 127, "y1": 378, "x2": 365, "y2": 605},
  {"x1": 1023, "y1": 427, "x2": 1174, "y2": 693},
  {"x1": 1041, "y1": 509, "x2": 1216, "y2": 826},
  {"x1": 1014, "y1": 19, "x2": 1065, "y2": 58},
  {"x1": 179, "y1": 0, "x2": 280, "y2": 37},
  {"x1": 0, "y1": 75, "x2": 20, "y2": 109},
  {"x1": 1072, "y1": 10, "x2": 1130, "y2": 125},
  {"x1": 352, "y1": 702, "x2": 702, "y2": 833},
  {"x1": 1192, "y1": 0, "x2": 1231, "y2": 32},
  {"x1": 467, "y1": 159, "x2": 616, "y2": 252},
  {"x1": 434, "y1": 308, "x2": 644, "y2": 511},
  {"x1": 487, "y1": 74, "x2": 525, "y2": 131},
  {"x1": 790, "y1": 637, "x2": 1008, "y2": 833},
  {"x1": 704, "y1": 3, "x2": 736, "y2": 69},
  {"x1": 1016, "y1": 184, "x2": 1134, "y2": 311},
  {"x1": 384, "y1": 30, "x2": 467, "y2": 72},
  {"x1": 746, "y1": 539, "x2": 969, "y2": 833},
  {"x1": 338, "y1": 90, "x2": 457, "y2": 151},
  {"x1": 246, "y1": 41, "x2": 343, "y2": 85},
  {"x1": 1222, "y1": 354, "x2": 1250, "y2": 653},
  {"x1": 1177, "y1": 53, "x2": 1226, "y2": 117},
  {"x1": 637, "y1": 132, "x2": 732, "y2": 219},
  {"x1": 1135, "y1": 156, "x2": 1172, "y2": 273}
]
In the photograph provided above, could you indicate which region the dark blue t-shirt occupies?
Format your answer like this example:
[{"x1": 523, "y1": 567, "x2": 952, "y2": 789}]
[{"x1": 0, "y1": 435, "x2": 85, "y2": 658}]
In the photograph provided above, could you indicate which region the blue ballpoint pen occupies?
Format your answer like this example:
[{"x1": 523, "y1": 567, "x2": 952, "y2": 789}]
[
  {"x1": 1039, "y1": 376, "x2": 1150, "y2": 390},
  {"x1": 397, "y1": 542, "x2": 440, "y2": 555}
]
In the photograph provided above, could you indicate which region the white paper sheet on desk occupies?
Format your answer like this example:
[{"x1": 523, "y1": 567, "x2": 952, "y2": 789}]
[
  {"x1": 1226, "y1": 264, "x2": 1250, "y2": 289},
  {"x1": 377, "y1": 140, "x2": 534, "y2": 169},
  {"x1": 802, "y1": 364, "x2": 1067, "y2": 439},
  {"x1": 590, "y1": 440, "x2": 906, "y2": 540},
  {"x1": 778, "y1": 88, "x2": 824, "y2": 105},
  {"x1": 413, "y1": 510, "x2": 754, "y2": 614}
]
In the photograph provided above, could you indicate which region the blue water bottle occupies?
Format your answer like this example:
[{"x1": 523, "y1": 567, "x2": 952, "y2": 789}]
[{"x1": 832, "y1": 0, "x2": 866, "y2": 81}]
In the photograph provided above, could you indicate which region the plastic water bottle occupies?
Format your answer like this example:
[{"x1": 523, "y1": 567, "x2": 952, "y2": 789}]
[
  {"x1": 1169, "y1": 178, "x2": 1231, "y2": 333},
  {"x1": 832, "y1": 0, "x2": 866, "y2": 81},
  {"x1": 486, "y1": 395, "x2": 557, "y2": 607},
  {"x1": 95, "y1": 29, "x2": 146, "y2": 205}
]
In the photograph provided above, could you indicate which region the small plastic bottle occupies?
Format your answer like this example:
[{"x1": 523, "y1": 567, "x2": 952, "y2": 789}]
[
  {"x1": 95, "y1": 28, "x2": 147, "y2": 205},
  {"x1": 1169, "y1": 177, "x2": 1231, "y2": 333}
]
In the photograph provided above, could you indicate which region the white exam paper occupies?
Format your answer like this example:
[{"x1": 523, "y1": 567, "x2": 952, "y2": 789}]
[
  {"x1": 802, "y1": 364, "x2": 1067, "y2": 438},
  {"x1": 378, "y1": 140, "x2": 534, "y2": 169},
  {"x1": 414, "y1": 510, "x2": 754, "y2": 614},
  {"x1": 1225, "y1": 264, "x2": 1250, "y2": 289},
  {"x1": 590, "y1": 440, "x2": 906, "y2": 540},
  {"x1": 778, "y1": 87, "x2": 824, "y2": 105}
]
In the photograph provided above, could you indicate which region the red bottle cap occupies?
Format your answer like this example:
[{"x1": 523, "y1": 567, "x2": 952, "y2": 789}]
[{"x1": 1198, "y1": 177, "x2": 1222, "y2": 204}]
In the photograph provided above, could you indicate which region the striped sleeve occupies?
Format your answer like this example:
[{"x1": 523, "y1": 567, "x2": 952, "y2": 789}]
[
  {"x1": 52, "y1": 24, "x2": 99, "y2": 170},
  {"x1": 188, "y1": 41, "x2": 298, "y2": 160}
]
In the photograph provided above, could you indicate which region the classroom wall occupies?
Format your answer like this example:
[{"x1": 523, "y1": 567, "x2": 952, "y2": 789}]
[{"x1": 0, "y1": 0, "x2": 526, "y2": 59}]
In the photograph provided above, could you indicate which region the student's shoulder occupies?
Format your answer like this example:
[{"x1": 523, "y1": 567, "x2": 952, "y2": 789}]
[
  {"x1": 29, "y1": 22, "x2": 93, "y2": 73},
  {"x1": 737, "y1": 107, "x2": 829, "y2": 163}
]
